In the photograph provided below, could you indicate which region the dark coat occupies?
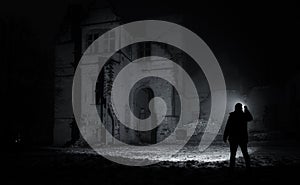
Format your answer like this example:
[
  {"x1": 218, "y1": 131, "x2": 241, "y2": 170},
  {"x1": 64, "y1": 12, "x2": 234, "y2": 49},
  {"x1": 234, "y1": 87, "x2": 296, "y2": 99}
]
[{"x1": 223, "y1": 109, "x2": 253, "y2": 143}]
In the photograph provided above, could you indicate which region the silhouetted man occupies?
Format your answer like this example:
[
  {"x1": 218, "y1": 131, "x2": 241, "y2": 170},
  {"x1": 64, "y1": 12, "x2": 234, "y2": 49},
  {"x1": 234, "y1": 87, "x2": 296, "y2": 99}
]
[{"x1": 223, "y1": 103, "x2": 253, "y2": 171}]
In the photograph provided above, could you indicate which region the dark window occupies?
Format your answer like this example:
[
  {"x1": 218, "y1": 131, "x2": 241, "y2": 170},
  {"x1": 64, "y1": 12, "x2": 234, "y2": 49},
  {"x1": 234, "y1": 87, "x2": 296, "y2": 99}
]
[{"x1": 138, "y1": 42, "x2": 151, "y2": 58}]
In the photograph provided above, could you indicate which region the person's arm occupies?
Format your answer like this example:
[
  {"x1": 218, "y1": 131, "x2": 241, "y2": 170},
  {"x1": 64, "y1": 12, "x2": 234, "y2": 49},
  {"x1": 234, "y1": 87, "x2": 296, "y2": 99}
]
[
  {"x1": 223, "y1": 114, "x2": 231, "y2": 143},
  {"x1": 244, "y1": 106, "x2": 253, "y2": 122}
]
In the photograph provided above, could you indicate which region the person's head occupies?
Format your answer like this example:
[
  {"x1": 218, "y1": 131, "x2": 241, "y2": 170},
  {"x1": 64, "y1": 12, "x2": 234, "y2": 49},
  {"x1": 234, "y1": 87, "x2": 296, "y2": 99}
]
[{"x1": 234, "y1": 103, "x2": 243, "y2": 112}]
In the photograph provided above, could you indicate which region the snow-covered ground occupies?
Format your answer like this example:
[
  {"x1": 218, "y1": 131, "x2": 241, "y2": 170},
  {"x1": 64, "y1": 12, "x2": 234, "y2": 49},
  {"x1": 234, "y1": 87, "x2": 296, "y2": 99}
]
[
  {"x1": 3, "y1": 141, "x2": 300, "y2": 185},
  {"x1": 58, "y1": 142, "x2": 300, "y2": 168}
]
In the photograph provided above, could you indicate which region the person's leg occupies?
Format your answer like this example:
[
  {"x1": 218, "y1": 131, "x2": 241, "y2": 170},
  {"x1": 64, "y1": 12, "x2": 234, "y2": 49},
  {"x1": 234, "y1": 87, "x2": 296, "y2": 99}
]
[
  {"x1": 240, "y1": 142, "x2": 250, "y2": 169},
  {"x1": 229, "y1": 142, "x2": 238, "y2": 169}
]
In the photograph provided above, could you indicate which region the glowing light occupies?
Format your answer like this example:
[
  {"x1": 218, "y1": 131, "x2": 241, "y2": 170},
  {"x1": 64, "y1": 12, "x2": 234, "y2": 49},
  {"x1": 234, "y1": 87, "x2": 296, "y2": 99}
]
[{"x1": 233, "y1": 100, "x2": 248, "y2": 111}]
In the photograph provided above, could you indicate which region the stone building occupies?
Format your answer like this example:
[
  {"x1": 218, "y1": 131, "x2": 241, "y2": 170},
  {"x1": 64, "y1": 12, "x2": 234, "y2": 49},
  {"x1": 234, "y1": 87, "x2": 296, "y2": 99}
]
[
  {"x1": 54, "y1": 1, "x2": 290, "y2": 146},
  {"x1": 54, "y1": 2, "x2": 195, "y2": 146}
]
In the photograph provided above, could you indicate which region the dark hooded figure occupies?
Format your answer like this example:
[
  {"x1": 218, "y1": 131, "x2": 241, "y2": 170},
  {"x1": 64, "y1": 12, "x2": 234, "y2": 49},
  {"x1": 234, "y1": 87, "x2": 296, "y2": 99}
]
[{"x1": 223, "y1": 103, "x2": 253, "y2": 171}]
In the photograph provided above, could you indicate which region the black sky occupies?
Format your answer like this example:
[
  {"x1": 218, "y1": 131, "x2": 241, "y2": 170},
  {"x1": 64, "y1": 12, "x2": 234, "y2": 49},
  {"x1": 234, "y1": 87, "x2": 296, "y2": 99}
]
[{"x1": 1, "y1": 0, "x2": 298, "y2": 82}]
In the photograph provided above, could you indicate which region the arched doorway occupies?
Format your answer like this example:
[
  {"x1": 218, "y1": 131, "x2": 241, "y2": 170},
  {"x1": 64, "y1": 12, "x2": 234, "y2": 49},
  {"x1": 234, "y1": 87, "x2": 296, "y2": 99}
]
[{"x1": 133, "y1": 87, "x2": 157, "y2": 144}]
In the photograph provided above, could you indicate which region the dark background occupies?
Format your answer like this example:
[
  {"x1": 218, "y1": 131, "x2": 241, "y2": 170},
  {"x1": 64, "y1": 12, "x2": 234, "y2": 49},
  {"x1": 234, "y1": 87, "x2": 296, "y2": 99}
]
[{"x1": 0, "y1": 1, "x2": 299, "y2": 184}]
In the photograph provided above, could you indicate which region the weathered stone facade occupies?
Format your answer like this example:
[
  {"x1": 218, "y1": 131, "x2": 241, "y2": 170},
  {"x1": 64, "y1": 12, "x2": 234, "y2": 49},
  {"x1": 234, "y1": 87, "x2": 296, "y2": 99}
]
[{"x1": 54, "y1": 4, "x2": 188, "y2": 146}]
